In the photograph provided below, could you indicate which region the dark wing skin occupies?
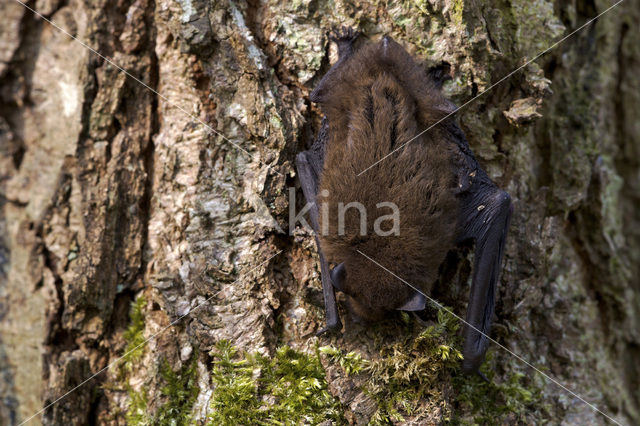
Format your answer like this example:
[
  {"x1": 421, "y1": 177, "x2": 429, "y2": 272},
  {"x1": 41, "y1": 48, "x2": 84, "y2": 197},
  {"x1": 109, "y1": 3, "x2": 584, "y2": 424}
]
[
  {"x1": 296, "y1": 119, "x2": 342, "y2": 334},
  {"x1": 295, "y1": 27, "x2": 360, "y2": 335},
  {"x1": 448, "y1": 123, "x2": 513, "y2": 373}
]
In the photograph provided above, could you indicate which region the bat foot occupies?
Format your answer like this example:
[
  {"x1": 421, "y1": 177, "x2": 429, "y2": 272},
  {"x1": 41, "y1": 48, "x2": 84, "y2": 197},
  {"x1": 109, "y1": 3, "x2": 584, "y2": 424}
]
[
  {"x1": 411, "y1": 311, "x2": 434, "y2": 327},
  {"x1": 315, "y1": 326, "x2": 331, "y2": 337},
  {"x1": 329, "y1": 26, "x2": 360, "y2": 44},
  {"x1": 316, "y1": 319, "x2": 342, "y2": 336},
  {"x1": 329, "y1": 26, "x2": 360, "y2": 58}
]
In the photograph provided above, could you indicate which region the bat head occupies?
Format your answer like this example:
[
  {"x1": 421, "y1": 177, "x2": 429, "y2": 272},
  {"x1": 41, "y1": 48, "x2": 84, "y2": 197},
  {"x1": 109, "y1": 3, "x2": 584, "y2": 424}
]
[
  {"x1": 345, "y1": 294, "x2": 386, "y2": 323},
  {"x1": 329, "y1": 259, "x2": 428, "y2": 323}
]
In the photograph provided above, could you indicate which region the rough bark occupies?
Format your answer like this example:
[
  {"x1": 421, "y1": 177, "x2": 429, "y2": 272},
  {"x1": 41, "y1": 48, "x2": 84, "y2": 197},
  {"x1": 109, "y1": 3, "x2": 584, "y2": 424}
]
[{"x1": 0, "y1": 0, "x2": 638, "y2": 424}]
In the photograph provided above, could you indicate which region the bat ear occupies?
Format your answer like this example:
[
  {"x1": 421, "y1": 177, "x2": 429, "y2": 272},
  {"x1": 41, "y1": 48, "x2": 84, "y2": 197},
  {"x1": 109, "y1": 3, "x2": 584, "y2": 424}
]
[
  {"x1": 330, "y1": 262, "x2": 346, "y2": 292},
  {"x1": 397, "y1": 291, "x2": 426, "y2": 311}
]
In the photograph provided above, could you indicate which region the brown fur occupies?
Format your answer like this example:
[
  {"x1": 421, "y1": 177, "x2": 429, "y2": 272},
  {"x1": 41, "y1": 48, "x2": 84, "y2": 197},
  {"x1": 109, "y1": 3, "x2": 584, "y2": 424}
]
[{"x1": 316, "y1": 37, "x2": 460, "y2": 321}]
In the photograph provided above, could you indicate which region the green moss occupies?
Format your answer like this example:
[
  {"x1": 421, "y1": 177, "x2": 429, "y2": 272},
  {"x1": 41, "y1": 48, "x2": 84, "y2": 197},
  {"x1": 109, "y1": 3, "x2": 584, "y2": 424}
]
[
  {"x1": 110, "y1": 294, "x2": 148, "y2": 418},
  {"x1": 323, "y1": 308, "x2": 546, "y2": 425},
  {"x1": 324, "y1": 308, "x2": 462, "y2": 424},
  {"x1": 120, "y1": 296, "x2": 199, "y2": 425},
  {"x1": 122, "y1": 295, "x2": 147, "y2": 369},
  {"x1": 119, "y1": 295, "x2": 150, "y2": 424},
  {"x1": 452, "y1": 352, "x2": 548, "y2": 425},
  {"x1": 125, "y1": 386, "x2": 150, "y2": 425},
  {"x1": 126, "y1": 356, "x2": 199, "y2": 426},
  {"x1": 155, "y1": 356, "x2": 200, "y2": 425},
  {"x1": 451, "y1": 0, "x2": 464, "y2": 25},
  {"x1": 207, "y1": 340, "x2": 344, "y2": 424},
  {"x1": 118, "y1": 298, "x2": 543, "y2": 424},
  {"x1": 207, "y1": 341, "x2": 262, "y2": 424},
  {"x1": 319, "y1": 346, "x2": 367, "y2": 375}
]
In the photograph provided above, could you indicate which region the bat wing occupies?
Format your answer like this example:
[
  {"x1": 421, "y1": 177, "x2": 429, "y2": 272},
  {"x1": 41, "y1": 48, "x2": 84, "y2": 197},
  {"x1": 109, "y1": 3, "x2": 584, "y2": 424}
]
[
  {"x1": 296, "y1": 119, "x2": 342, "y2": 334},
  {"x1": 296, "y1": 28, "x2": 362, "y2": 335},
  {"x1": 458, "y1": 179, "x2": 512, "y2": 373}
]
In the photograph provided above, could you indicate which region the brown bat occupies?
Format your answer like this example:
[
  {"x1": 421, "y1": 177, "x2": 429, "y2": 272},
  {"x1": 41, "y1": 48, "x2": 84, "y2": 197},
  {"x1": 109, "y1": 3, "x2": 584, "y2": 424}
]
[{"x1": 296, "y1": 28, "x2": 512, "y2": 374}]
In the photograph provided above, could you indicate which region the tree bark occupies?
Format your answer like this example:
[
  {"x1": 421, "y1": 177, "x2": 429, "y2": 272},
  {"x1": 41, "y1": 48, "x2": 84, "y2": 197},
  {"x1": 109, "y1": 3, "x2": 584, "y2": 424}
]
[{"x1": 0, "y1": 0, "x2": 639, "y2": 424}]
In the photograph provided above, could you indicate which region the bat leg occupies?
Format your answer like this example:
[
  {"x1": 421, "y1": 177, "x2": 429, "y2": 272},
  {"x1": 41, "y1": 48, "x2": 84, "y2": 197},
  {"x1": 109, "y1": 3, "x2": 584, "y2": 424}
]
[
  {"x1": 296, "y1": 149, "x2": 342, "y2": 335},
  {"x1": 328, "y1": 26, "x2": 360, "y2": 58},
  {"x1": 310, "y1": 27, "x2": 359, "y2": 103},
  {"x1": 316, "y1": 236, "x2": 341, "y2": 335},
  {"x1": 427, "y1": 63, "x2": 452, "y2": 89},
  {"x1": 457, "y1": 186, "x2": 512, "y2": 374}
]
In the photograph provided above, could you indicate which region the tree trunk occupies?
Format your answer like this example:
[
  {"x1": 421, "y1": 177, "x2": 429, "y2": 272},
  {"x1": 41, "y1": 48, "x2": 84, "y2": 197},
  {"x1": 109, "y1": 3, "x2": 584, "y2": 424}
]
[{"x1": 0, "y1": 0, "x2": 638, "y2": 424}]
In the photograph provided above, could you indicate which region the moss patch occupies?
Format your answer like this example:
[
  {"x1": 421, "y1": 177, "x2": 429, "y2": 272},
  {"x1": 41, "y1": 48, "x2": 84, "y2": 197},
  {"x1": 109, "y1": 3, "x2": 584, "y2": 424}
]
[
  {"x1": 322, "y1": 308, "x2": 546, "y2": 424},
  {"x1": 125, "y1": 386, "x2": 149, "y2": 425},
  {"x1": 121, "y1": 294, "x2": 199, "y2": 425},
  {"x1": 207, "y1": 340, "x2": 344, "y2": 424},
  {"x1": 126, "y1": 356, "x2": 199, "y2": 426},
  {"x1": 322, "y1": 308, "x2": 462, "y2": 424},
  {"x1": 119, "y1": 298, "x2": 544, "y2": 424},
  {"x1": 155, "y1": 357, "x2": 200, "y2": 425},
  {"x1": 122, "y1": 295, "x2": 147, "y2": 369},
  {"x1": 452, "y1": 351, "x2": 549, "y2": 425}
]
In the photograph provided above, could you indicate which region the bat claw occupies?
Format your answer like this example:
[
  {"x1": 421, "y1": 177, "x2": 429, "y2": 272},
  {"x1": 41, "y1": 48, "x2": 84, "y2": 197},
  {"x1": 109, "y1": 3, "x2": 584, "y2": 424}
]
[
  {"x1": 315, "y1": 326, "x2": 331, "y2": 336},
  {"x1": 476, "y1": 370, "x2": 491, "y2": 383},
  {"x1": 328, "y1": 26, "x2": 360, "y2": 59},
  {"x1": 329, "y1": 26, "x2": 360, "y2": 44},
  {"x1": 316, "y1": 319, "x2": 342, "y2": 336},
  {"x1": 411, "y1": 311, "x2": 433, "y2": 327}
]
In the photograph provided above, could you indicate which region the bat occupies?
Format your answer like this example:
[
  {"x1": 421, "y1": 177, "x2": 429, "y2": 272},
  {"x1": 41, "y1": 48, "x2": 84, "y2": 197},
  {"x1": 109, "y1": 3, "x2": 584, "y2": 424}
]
[{"x1": 296, "y1": 27, "x2": 512, "y2": 374}]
